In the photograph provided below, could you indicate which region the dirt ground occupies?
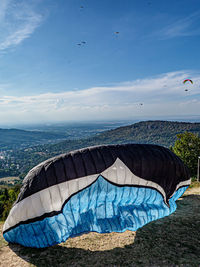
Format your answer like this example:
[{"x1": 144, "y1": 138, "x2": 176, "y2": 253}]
[{"x1": 0, "y1": 185, "x2": 200, "y2": 267}]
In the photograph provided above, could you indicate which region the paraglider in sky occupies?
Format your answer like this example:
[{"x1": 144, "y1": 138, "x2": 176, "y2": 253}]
[
  {"x1": 3, "y1": 144, "x2": 190, "y2": 248},
  {"x1": 77, "y1": 41, "x2": 86, "y2": 46},
  {"x1": 183, "y1": 79, "x2": 193, "y2": 84}
]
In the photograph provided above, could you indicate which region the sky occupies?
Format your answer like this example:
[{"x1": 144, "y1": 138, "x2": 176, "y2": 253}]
[{"x1": 0, "y1": 0, "x2": 200, "y2": 126}]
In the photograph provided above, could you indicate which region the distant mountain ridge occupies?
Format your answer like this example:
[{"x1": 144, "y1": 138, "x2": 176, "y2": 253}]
[
  {"x1": 93, "y1": 120, "x2": 200, "y2": 147},
  {"x1": 1, "y1": 121, "x2": 200, "y2": 152},
  {"x1": 46, "y1": 120, "x2": 200, "y2": 155},
  {"x1": 0, "y1": 128, "x2": 66, "y2": 150},
  {"x1": 0, "y1": 122, "x2": 128, "y2": 151},
  {"x1": 1, "y1": 120, "x2": 200, "y2": 180}
]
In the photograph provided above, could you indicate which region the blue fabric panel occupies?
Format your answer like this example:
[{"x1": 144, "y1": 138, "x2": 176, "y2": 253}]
[{"x1": 4, "y1": 176, "x2": 188, "y2": 248}]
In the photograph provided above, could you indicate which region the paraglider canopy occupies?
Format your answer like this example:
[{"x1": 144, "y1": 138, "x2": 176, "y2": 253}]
[
  {"x1": 183, "y1": 79, "x2": 193, "y2": 84},
  {"x1": 3, "y1": 144, "x2": 190, "y2": 248}
]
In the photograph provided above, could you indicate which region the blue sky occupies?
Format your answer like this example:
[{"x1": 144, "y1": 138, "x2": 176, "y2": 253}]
[{"x1": 0, "y1": 0, "x2": 200, "y2": 125}]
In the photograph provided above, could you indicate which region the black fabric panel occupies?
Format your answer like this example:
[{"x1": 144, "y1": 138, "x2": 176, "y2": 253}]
[
  {"x1": 88, "y1": 146, "x2": 107, "y2": 171},
  {"x1": 151, "y1": 146, "x2": 168, "y2": 195},
  {"x1": 100, "y1": 145, "x2": 116, "y2": 168},
  {"x1": 160, "y1": 146, "x2": 177, "y2": 199},
  {"x1": 44, "y1": 160, "x2": 58, "y2": 187},
  {"x1": 53, "y1": 158, "x2": 67, "y2": 184},
  {"x1": 125, "y1": 145, "x2": 142, "y2": 176},
  {"x1": 63, "y1": 154, "x2": 78, "y2": 180},
  {"x1": 71, "y1": 151, "x2": 86, "y2": 178},
  {"x1": 80, "y1": 148, "x2": 97, "y2": 176},
  {"x1": 16, "y1": 144, "x2": 190, "y2": 204}
]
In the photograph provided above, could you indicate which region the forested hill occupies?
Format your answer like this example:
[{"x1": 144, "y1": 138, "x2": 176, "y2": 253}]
[
  {"x1": 93, "y1": 120, "x2": 200, "y2": 147},
  {"x1": 47, "y1": 120, "x2": 200, "y2": 154},
  {"x1": 0, "y1": 128, "x2": 66, "y2": 150},
  {"x1": 1, "y1": 120, "x2": 200, "y2": 180}
]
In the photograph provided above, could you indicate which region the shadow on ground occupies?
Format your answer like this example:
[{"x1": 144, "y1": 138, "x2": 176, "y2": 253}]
[{"x1": 7, "y1": 194, "x2": 200, "y2": 267}]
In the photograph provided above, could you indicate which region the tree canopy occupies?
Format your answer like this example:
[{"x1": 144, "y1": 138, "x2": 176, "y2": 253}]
[
  {"x1": 172, "y1": 132, "x2": 200, "y2": 177},
  {"x1": 0, "y1": 185, "x2": 20, "y2": 221}
]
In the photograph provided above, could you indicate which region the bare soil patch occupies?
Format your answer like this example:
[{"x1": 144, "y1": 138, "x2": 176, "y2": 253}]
[{"x1": 0, "y1": 177, "x2": 20, "y2": 186}]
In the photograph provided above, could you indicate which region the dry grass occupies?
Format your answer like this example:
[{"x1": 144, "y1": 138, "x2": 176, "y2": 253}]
[
  {"x1": 0, "y1": 177, "x2": 20, "y2": 186},
  {"x1": 0, "y1": 187, "x2": 200, "y2": 267},
  {"x1": 0, "y1": 223, "x2": 7, "y2": 249},
  {"x1": 0, "y1": 177, "x2": 20, "y2": 182}
]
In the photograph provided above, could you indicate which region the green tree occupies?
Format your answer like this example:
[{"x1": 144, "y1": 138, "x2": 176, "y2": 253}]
[
  {"x1": 0, "y1": 185, "x2": 20, "y2": 221},
  {"x1": 0, "y1": 188, "x2": 9, "y2": 218},
  {"x1": 172, "y1": 131, "x2": 200, "y2": 177}
]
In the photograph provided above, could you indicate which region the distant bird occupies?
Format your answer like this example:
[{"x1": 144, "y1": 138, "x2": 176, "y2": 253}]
[
  {"x1": 139, "y1": 103, "x2": 143, "y2": 106},
  {"x1": 81, "y1": 41, "x2": 86, "y2": 44},
  {"x1": 185, "y1": 89, "x2": 189, "y2": 92},
  {"x1": 77, "y1": 43, "x2": 82, "y2": 46},
  {"x1": 80, "y1": 6, "x2": 84, "y2": 9},
  {"x1": 115, "y1": 31, "x2": 120, "y2": 34}
]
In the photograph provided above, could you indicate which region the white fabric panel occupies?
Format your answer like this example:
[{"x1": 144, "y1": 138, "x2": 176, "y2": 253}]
[
  {"x1": 31, "y1": 193, "x2": 43, "y2": 218},
  {"x1": 86, "y1": 175, "x2": 97, "y2": 186},
  {"x1": 78, "y1": 176, "x2": 88, "y2": 191},
  {"x1": 3, "y1": 158, "x2": 191, "y2": 232},
  {"x1": 68, "y1": 177, "x2": 79, "y2": 195},
  {"x1": 170, "y1": 179, "x2": 191, "y2": 198},
  {"x1": 118, "y1": 163, "x2": 126, "y2": 184},
  {"x1": 39, "y1": 189, "x2": 52, "y2": 214},
  {"x1": 58, "y1": 182, "x2": 69, "y2": 204},
  {"x1": 124, "y1": 163, "x2": 132, "y2": 184},
  {"x1": 50, "y1": 185, "x2": 62, "y2": 211},
  {"x1": 3, "y1": 174, "x2": 98, "y2": 232},
  {"x1": 101, "y1": 158, "x2": 191, "y2": 204}
]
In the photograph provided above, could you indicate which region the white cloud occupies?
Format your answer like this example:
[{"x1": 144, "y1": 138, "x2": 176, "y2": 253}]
[
  {"x1": 0, "y1": 0, "x2": 44, "y2": 51},
  {"x1": 157, "y1": 11, "x2": 200, "y2": 39},
  {"x1": 0, "y1": 70, "x2": 199, "y2": 124}
]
